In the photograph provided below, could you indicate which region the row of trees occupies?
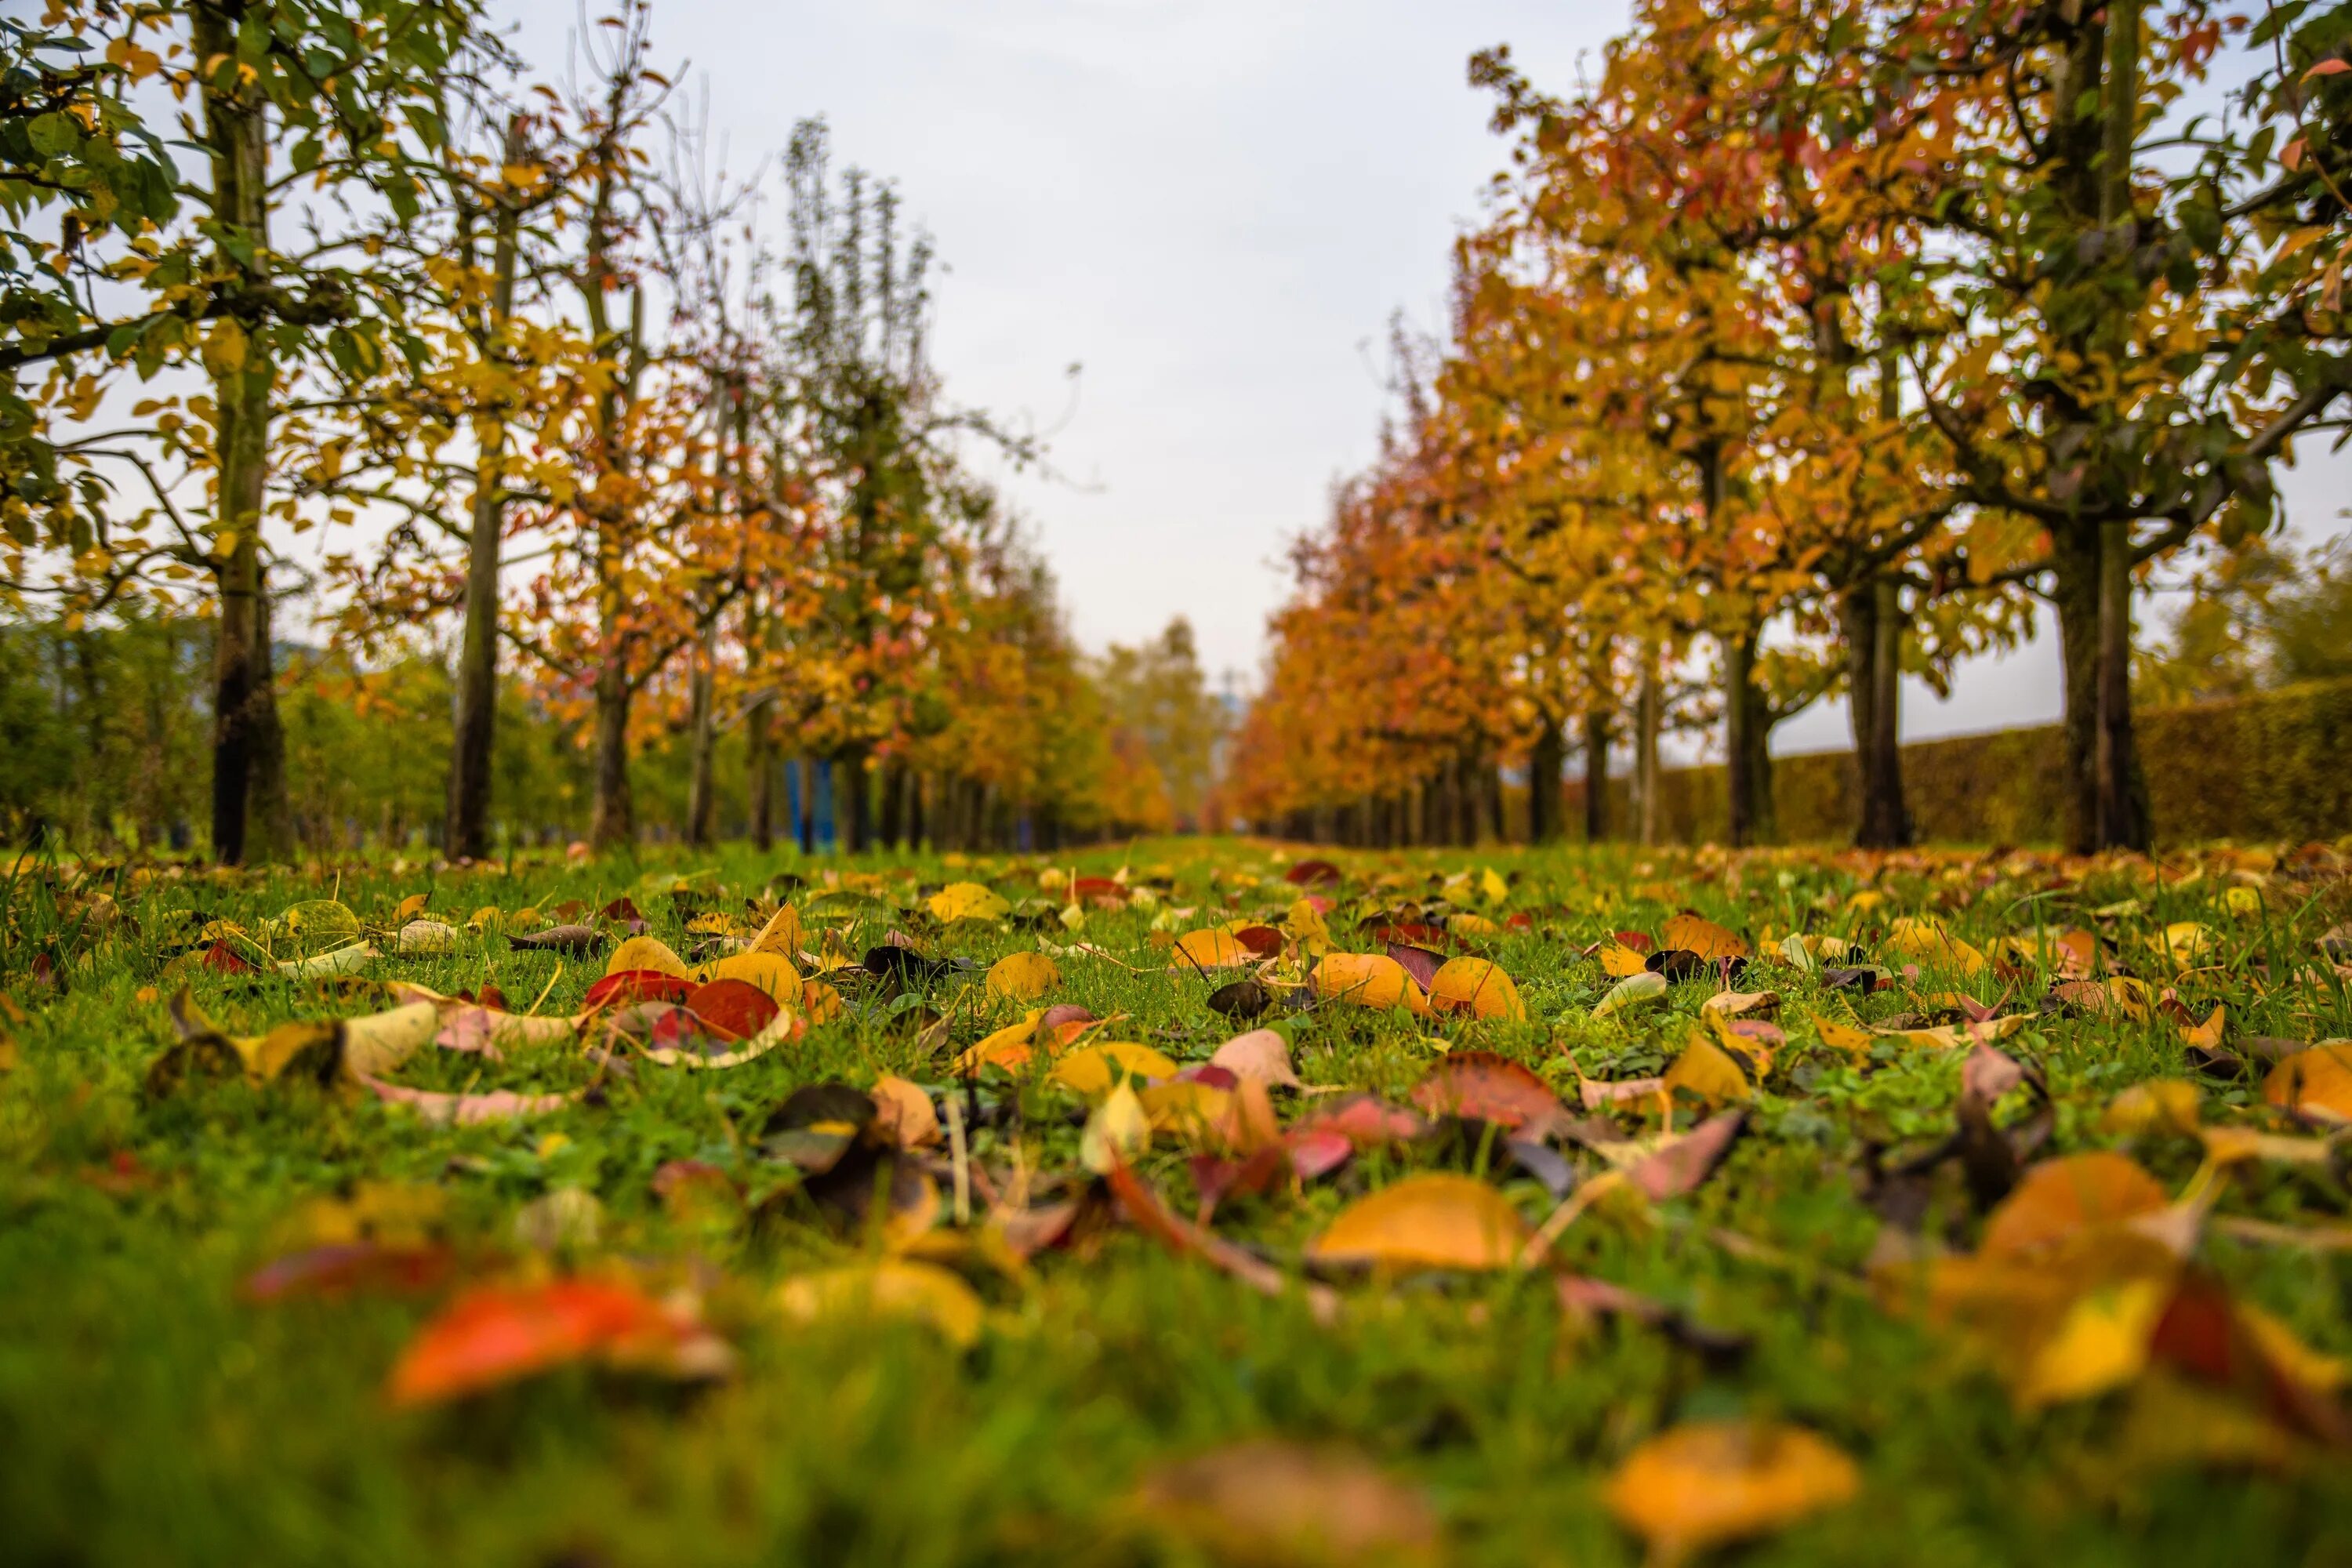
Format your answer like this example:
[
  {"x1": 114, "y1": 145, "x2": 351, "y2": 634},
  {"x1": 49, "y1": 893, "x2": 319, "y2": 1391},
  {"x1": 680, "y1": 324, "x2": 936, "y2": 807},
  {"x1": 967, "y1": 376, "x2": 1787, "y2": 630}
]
[
  {"x1": 2, "y1": 1, "x2": 1209, "y2": 859},
  {"x1": 1226, "y1": 0, "x2": 2352, "y2": 853}
]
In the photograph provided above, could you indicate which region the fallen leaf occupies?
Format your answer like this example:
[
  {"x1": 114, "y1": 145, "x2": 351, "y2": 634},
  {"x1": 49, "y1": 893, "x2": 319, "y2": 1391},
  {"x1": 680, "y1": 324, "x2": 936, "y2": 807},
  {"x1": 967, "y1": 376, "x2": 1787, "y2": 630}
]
[
  {"x1": 387, "y1": 1278, "x2": 731, "y2": 1405},
  {"x1": 1605, "y1": 1421, "x2": 1859, "y2": 1560},
  {"x1": 1134, "y1": 1442, "x2": 1438, "y2": 1566},
  {"x1": 1305, "y1": 1173, "x2": 1527, "y2": 1272},
  {"x1": 1055, "y1": 1041, "x2": 1181, "y2": 1096},
  {"x1": 986, "y1": 950, "x2": 1060, "y2": 1001},
  {"x1": 1410, "y1": 1051, "x2": 1566, "y2": 1134},
  {"x1": 1312, "y1": 953, "x2": 1432, "y2": 1015},
  {"x1": 927, "y1": 881, "x2": 1011, "y2": 923},
  {"x1": 869, "y1": 1075, "x2": 942, "y2": 1149},
  {"x1": 1172, "y1": 928, "x2": 1252, "y2": 972},
  {"x1": 1593, "y1": 971, "x2": 1668, "y2": 1018},
  {"x1": 1081, "y1": 1083, "x2": 1153, "y2": 1171},
  {"x1": 2101, "y1": 1080, "x2": 2201, "y2": 1138},
  {"x1": 605, "y1": 935, "x2": 689, "y2": 978},
  {"x1": 1662, "y1": 1032, "x2": 1754, "y2": 1105},
  {"x1": 1981, "y1": 1153, "x2": 2171, "y2": 1259},
  {"x1": 2263, "y1": 1043, "x2": 2352, "y2": 1123},
  {"x1": 1427, "y1": 956, "x2": 1526, "y2": 1021},
  {"x1": 1211, "y1": 1029, "x2": 1302, "y2": 1089},
  {"x1": 1662, "y1": 912, "x2": 1748, "y2": 961},
  {"x1": 777, "y1": 1260, "x2": 983, "y2": 1347}
]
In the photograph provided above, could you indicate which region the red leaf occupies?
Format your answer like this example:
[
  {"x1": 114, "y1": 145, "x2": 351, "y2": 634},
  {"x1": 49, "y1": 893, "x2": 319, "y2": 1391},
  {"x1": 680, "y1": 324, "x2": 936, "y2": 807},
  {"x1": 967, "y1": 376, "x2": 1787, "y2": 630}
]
[
  {"x1": 1232, "y1": 924, "x2": 1285, "y2": 957},
  {"x1": 1409, "y1": 1051, "x2": 1567, "y2": 1135},
  {"x1": 583, "y1": 970, "x2": 696, "y2": 1009},
  {"x1": 241, "y1": 1243, "x2": 454, "y2": 1303},
  {"x1": 682, "y1": 978, "x2": 780, "y2": 1042},
  {"x1": 1283, "y1": 859, "x2": 1342, "y2": 887},
  {"x1": 386, "y1": 1278, "x2": 716, "y2": 1406}
]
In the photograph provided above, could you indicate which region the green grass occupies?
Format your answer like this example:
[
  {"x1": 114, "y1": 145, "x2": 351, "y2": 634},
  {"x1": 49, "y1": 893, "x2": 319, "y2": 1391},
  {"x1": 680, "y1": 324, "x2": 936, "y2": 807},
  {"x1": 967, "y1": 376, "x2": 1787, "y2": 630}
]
[{"x1": 3, "y1": 838, "x2": 2350, "y2": 1567}]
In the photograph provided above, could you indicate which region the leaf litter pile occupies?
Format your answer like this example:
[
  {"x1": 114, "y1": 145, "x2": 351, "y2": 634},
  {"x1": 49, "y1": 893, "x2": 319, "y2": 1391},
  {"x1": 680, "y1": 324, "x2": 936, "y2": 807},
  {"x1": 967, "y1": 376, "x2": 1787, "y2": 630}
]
[{"x1": 5, "y1": 841, "x2": 2352, "y2": 1564}]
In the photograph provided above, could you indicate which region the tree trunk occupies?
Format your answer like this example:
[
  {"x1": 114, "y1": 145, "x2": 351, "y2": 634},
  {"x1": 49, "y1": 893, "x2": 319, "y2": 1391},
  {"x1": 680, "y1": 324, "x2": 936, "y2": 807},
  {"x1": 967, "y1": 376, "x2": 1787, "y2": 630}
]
[
  {"x1": 1723, "y1": 626, "x2": 1775, "y2": 848},
  {"x1": 1582, "y1": 710, "x2": 1610, "y2": 844},
  {"x1": 445, "y1": 117, "x2": 526, "y2": 862},
  {"x1": 840, "y1": 750, "x2": 871, "y2": 853},
  {"x1": 590, "y1": 658, "x2": 633, "y2": 851},
  {"x1": 684, "y1": 619, "x2": 717, "y2": 847},
  {"x1": 878, "y1": 760, "x2": 907, "y2": 849},
  {"x1": 1843, "y1": 576, "x2": 1912, "y2": 848},
  {"x1": 906, "y1": 769, "x2": 925, "y2": 850},
  {"x1": 1528, "y1": 717, "x2": 1563, "y2": 843},
  {"x1": 2094, "y1": 519, "x2": 2150, "y2": 849},
  {"x1": 746, "y1": 698, "x2": 774, "y2": 850},
  {"x1": 2050, "y1": 526, "x2": 2101, "y2": 855},
  {"x1": 1482, "y1": 759, "x2": 1504, "y2": 844},
  {"x1": 198, "y1": 4, "x2": 285, "y2": 866},
  {"x1": 1634, "y1": 649, "x2": 1662, "y2": 847},
  {"x1": 795, "y1": 755, "x2": 816, "y2": 854}
]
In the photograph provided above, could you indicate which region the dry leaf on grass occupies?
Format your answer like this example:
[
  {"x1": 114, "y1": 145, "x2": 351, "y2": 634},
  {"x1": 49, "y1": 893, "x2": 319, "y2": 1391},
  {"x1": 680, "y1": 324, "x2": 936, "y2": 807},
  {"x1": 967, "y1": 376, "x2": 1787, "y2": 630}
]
[
  {"x1": 1305, "y1": 1173, "x2": 1527, "y2": 1272},
  {"x1": 1605, "y1": 1420, "x2": 1858, "y2": 1562},
  {"x1": 1134, "y1": 1441, "x2": 1439, "y2": 1566}
]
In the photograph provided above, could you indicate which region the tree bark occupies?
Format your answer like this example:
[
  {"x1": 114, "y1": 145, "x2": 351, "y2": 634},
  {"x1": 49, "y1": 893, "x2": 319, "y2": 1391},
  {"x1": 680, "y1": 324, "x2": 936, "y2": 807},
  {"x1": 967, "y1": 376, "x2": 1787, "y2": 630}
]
[
  {"x1": 1582, "y1": 710, "x2": 1610, "y2": 843},
  {"x1": 1634, "y1": 648, "x2": 1662, "y2": 847},
  {"x1": 1723, "y1": 624, "x2": 1780, "y2": 848},
  {"x1": 840, "y1": 749, "x2": 872, "y2": 853},
  {"x1": 197, "y1": 3, "x2": 286, "y2": 866},
  {"x1": 795, "y1": 755, "x2": 816, "y2": 854},
  {"x1": 590, "y1": 655, "x2": 633, "y2": 850},
  {"x1": 746, "y1": 699, "x2": 774, "y2": 851},
  {"x1": 2050, "y1": 525, "x2": 2102, "y2": 855},
  {"x1": 445, "y1": 117, "x2": 525, "y2": 862},
  {"x1": 684, "y1": 618, "x2": 717, "y2": 847},
  {"x1": 1845, "y1": 575, "x2": 1913, "y2": 848},
  {"x1": 2094, "y1": 519, "x2": 2150, "y2": 849},
  {"x1": 1528, "y1": 716, "x2": 1564, "y2": 843},
  {"x1": 878, "y1": 759, "x2": 906, "y2": 849}
]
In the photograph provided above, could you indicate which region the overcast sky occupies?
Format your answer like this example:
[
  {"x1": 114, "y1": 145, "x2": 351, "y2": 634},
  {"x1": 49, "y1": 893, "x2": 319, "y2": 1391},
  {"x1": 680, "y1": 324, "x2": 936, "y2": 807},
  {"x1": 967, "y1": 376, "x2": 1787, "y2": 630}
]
[{"x1": 495, "y1": 0, "x2": 2347, "y2": 762}]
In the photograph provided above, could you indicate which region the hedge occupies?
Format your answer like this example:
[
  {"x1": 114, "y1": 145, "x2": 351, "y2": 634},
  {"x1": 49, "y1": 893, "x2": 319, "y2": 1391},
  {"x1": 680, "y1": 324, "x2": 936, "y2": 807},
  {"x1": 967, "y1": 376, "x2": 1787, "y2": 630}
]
[{"x1": 1561, "y1": 677, "x2": 2352, "y2": 848}]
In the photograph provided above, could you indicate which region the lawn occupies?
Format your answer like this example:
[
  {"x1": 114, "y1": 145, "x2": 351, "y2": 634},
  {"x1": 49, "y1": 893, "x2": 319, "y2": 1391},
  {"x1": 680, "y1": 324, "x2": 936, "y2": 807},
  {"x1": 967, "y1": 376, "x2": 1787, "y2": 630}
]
[{"x1": 3, "y1": 838, "x2": 2350, "y2": 1567}]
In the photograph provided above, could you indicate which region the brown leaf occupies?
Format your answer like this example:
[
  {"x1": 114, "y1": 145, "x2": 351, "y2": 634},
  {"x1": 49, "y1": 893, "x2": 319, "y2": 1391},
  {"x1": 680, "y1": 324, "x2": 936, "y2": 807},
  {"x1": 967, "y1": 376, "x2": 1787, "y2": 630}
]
[
  {"x1": 1134, "y1": 1441, "x2": 1438, "y2": 1566},
  {"x1": 1408, "y1": 1051, "x2": 1566, "y2": 1134}
]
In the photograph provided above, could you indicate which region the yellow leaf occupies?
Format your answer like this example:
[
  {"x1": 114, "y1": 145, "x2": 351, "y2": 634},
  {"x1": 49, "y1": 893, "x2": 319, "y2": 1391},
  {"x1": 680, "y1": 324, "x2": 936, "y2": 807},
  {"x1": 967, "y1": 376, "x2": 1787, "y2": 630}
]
[
  {"x1": 776, "y1": 1260, "x2": 982, "y2": 1347},
  {"x1": 606, "y1": 935, "x2": 689, "y2": 978},
  {"x1": 986, "y1": 951, "x2": 1060, "y2": 1001},
  {"x1": 1427, "y1": 957, "x2": 1525, "y2": 1021},
  {"x1": 956, "y1": 1011, "x2": 1044, "y2": 1074},
  {"x1": 1663, "y1": 912, "x2": 1748, "y2": 960},
  {"x1": 1080, "y1": 1082, "x2": 1152, "y2": 1172},
  {"x1": 1052, "y1": 1041, "x2": 1179, "y2": 1096},
  {"x1": 2014, "y1": 1277, "x2": 2167, "y2": 1408},
  {"x1": 927, "y1": 882, "x2": 1010, "y2": 923},
  {"x1": 1171, "y1": 928, "x2": 1251, "y2": 971},
  {"x1": 750, "y1": 902, "x2": 804, "y2": 956},
  {"x1": 1304, "y1": 1173, "x2": 1527, "y2": 1272},
  {"x1": 2263, "y1": 1042, "x2": 2352, "y2": 1123},
  {"x1": 1982, "y1": 1153, "x2": 2170, "y2": 1259},
  {"x1": 1312, "y1": 953, "x2": 1432, "y2": 1016},
  {"x1": 1597, "y1": 942, "x2": 1650, "y2": 978},
  {"x1": 2155, "y1": 921, "x2": 2214, "y2": 969},
  {"x1": 2100, "y1": 1080, "x2": 2200, "y2": 1138},
  {"x1": 1884, "y1": 916, "x2": 1987, "y2": 977},
  {"x1": 869, "y1": 1075, "x2": 941, "y2": 1149},
  {"x1": 1664, "y1": 1029, "x2": 1753, "y2": 1104},
  {"x1": 702, "y1": 950, "x2": 800, "y2": 1007},
  {"x1": 1604, "y1": 1421, "x2": 1858, "y2": 1559}
]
